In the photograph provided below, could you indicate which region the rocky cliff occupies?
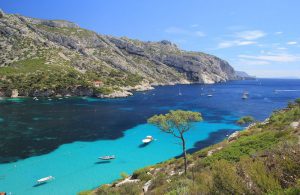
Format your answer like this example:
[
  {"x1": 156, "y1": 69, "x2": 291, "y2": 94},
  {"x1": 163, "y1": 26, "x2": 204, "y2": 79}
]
[{"x1": 0, "y1": 11, "x2": 239, "y2": 97}]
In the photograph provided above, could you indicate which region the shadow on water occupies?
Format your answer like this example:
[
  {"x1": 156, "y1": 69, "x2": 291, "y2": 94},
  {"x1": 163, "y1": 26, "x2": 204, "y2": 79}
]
[
  {"x1": 33, "y1": 182, "x2": 47, "y2": 187},
  {"x1": 187, "y1": 129, "x2": 237, "y2": 154},
  {"x1": 138, "y1": 143, "x2": 150, "y2": 148},
  {"x1": 94, "y1": 161, "x2": 111, "y2": 164}
]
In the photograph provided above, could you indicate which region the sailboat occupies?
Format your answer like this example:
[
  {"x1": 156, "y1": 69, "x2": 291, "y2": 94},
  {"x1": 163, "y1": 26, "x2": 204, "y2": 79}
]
[{"x1": 178, "y1": 88, "x2": 182, "y2": 96}]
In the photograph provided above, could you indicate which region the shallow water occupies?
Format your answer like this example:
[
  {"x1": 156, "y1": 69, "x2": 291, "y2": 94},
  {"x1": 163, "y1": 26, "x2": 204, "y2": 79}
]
[{"x1": 0, "y1": 79, "x2": 299, "y2": 194}]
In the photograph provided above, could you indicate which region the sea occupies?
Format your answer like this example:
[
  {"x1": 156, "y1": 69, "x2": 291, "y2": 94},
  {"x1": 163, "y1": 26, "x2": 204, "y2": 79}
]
[{"x1": 0, "y1": 78, "x2": 299, "y2": 194}]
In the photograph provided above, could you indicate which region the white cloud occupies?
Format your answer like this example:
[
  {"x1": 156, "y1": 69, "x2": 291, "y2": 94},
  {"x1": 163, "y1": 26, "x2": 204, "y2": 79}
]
[
  {"x1": 164, "y1": 27, "x2": 206, "y2": 37},
  {"x1": 235, "y1": 30, "x2": 266, "y2": 40},
  {"x1": 275, "y1": 31, "x2": 283, "y2": 35},
  {"x1": 217, "y1": 40, "x2": 256, "y2": 49},
  {"x1": 287, "y1": 41, "x2": 298, "y2": 45},
  {"x1": 216, "y1": 29, "x2": 265, "y2": 49},
  {"x1": 238, "y1": 54, "x2": 300, "y2": 62}
]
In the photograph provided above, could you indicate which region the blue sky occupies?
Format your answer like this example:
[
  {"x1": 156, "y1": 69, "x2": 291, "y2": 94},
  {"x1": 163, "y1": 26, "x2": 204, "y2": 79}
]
[{"x1": 1, "y1": 0, "x2": 300, "y2": 78}]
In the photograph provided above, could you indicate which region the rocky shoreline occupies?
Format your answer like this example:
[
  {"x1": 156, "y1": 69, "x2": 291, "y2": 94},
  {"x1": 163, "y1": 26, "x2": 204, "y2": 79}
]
[{"x1": 0, "y1": 80, "x2": 197, "y2": 99}]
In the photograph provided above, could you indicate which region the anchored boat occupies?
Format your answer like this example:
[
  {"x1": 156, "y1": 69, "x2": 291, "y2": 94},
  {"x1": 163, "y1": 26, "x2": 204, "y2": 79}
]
[
  {"x1": 99, "y1": 155, "x2": 115, "y2": 160},
  {"x1": 142, "y1": 135, "x2": 154, "y2": 144},
  {"x1": 37, "y1": 176, "x2": 54, "y2": 184}
]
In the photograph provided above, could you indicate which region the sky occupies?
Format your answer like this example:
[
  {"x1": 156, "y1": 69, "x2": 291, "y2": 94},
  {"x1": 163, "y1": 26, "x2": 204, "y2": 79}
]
[{"x1": 1, "y1": 0, "x2": 300, "y2": 78}]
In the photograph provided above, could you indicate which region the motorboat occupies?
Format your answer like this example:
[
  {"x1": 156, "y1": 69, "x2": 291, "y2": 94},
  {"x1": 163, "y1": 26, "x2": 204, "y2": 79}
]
[
  {"x1": 99, "y1": 155, "x2": 115, "y2": 160},
  {"x1": 37, "y1": 176, "x2": 54, "y2": 184},
  {"x1": 242, "y1": 92, "x2": 248, "y2": 99},
  {"x1": 142, "y1": 135, "x2": 154, "y2": 144}
]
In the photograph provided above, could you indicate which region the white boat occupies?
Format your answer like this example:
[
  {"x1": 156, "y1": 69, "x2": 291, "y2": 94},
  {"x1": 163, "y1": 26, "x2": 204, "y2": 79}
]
[
  {"x1": 37, "y1": 176, "x2": 54, "y2": 184},
  {"x1": 242, "y1": 93, "x2": 248, "y2": 99},
  {"x1": 33, "y1": 97, "x2": 39, "y2": 101},
  {"x1": 99, "y1": 155, "x2": 115, "y2": 160},
  {"x1": 178, "y1": 89, "x2": 182, "y2": 96},
  {"x1": 207, "y1": 94, "x2": 213, "y2": 97},
  {"x1": 142, "y1": 135, "x2": 154, "y2": 143}
]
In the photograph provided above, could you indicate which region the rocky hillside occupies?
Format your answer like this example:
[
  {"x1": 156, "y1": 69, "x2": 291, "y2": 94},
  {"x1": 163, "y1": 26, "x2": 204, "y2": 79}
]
[
  {"x1": 81, "y1": 99, "x2": 300, "y2": 194},
  {"x1": 0, "y1": 10, "x2": 238, "y2": 98}
]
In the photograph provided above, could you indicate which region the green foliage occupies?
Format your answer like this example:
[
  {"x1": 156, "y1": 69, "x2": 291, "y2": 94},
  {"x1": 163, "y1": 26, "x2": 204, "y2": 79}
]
[
  {"x1": 94, "y1": 87, "x2": 114, "y2": 95},
  {"x1": 95, "y1": 183, "x2": 142, "y2": 195},
  {"x1": 0, "y1": 57, "x2": 145, "y2": 96},
  {"x1": 211, "y1": 159, "x2": 248, "y2": 194},
  {"x1": 83, "y1": 102, "x2": 300, "y2": 195},
  {"x1": 236, "y1": 115, "x2": 255, "y2": 125},
  {"x1": 204, "y1": 130, "x2": 289, "y2": 163},
  {"x1": 0, "y1": 58, "x2": 91, "y2": 93},
  {"x1": 240, "y1": 157, "x2": 281, "y2": 193},
  {"x1": 120, "y1": 172, "x2": 129, "y2": 179},
  {"x1": 269, "y1": 106, "x2": 300, "y2": 129},
  {"x1": 77, "y1": 190, "x2": 93, "y2": 195},
  {"x1": 148, "y1": 110, "x2": 202, "y2": 135},
  {"x1": 132, "y1": 167, "x2": 152, "y2": 181}
]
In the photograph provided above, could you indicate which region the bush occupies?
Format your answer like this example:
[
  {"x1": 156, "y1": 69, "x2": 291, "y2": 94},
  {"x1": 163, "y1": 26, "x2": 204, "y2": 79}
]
[
  {"x1": 120, "y1": 172, "x2": 129, "y2": 179},
  {"x1": 211, "y1": 159, "x2": 248, "y2": 194},
  {"x1": 132, "y1": 167, "x2": 152, "y2": 181},
  {"x1": 236, "y1": 116, "x2": 255, "y2": 125}
]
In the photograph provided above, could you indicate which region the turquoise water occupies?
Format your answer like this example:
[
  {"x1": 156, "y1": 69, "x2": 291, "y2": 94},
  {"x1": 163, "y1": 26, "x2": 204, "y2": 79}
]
[
  {"x1": 0, "y1": 122, "x2": 240, "y2": 194},
  {"x1": 0, "y1": 79, "x2": 300, "y2": 194}
]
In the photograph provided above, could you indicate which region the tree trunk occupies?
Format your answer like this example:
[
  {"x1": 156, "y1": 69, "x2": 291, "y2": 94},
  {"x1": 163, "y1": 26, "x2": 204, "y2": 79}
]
[{"x1": 181, "y1": 136, "x2": 187, "y2": 175}]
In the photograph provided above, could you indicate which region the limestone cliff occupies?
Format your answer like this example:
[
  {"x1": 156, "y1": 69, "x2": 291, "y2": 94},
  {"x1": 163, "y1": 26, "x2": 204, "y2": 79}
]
[{"x1": 0, "y1": 11, "x2": 239, "y2": 97}]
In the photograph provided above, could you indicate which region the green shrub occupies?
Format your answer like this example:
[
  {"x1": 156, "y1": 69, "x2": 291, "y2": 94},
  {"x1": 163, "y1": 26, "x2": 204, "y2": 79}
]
[{"x1": 236, "y1": 116, "x2": 255, "y2": 125}]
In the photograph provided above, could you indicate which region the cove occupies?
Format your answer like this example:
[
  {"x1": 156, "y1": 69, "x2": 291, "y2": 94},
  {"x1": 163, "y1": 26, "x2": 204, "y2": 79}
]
[
  {"x1": 0, "y1": 121, "x2": 241, "y2": 194},
  {"x1": 0, "y1": 79, "x2": 300, "y2": 194}
]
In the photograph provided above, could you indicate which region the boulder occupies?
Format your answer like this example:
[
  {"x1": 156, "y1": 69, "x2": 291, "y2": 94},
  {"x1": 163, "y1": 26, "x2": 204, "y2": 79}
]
[
  {"x1": 207, "y1": 147, "x2": 223, "y2": 156},
  {"x1": 143, "y1": 180, "x2": 152, "y2": 193},
  {"x1": 290, "y1": 121, "x2": 300, "y2": 129},
  {"x1": 115, "y1": 176, "x2": 140, "y2": 187},
  {"x1": 228, "y1": 131, "x2": 240, "y2": 142},
  {"x1": 0, "y1": 9, "x2": 5, "y2": 18},
  {"x1": 11, "y1": 89, "x2": 19, "y2": 98}
]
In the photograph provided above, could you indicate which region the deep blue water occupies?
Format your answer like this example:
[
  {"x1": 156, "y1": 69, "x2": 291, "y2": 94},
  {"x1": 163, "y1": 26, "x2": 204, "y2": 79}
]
[{"x1": 0, "y1": 79, "x2": 299, "y2": 194}]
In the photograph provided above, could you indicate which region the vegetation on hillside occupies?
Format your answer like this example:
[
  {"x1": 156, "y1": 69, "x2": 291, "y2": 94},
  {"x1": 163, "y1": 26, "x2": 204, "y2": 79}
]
[
  {"x1": 0, "y1": 58, "x2": 143, "y2": 96},
  {"x1": 236, "y1": 116, "x2": 255, "y2": 125},
  {"x1": 148, "y1": 110, "x2": 202, "y2": 174},
  {"x1": 80, "y1": 98, "x2": 300, "y2": 195}
]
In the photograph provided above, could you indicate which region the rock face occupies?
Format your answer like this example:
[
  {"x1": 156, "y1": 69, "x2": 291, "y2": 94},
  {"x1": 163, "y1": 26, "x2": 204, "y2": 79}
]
[
  {"x1": 0, "y1": 12, "x2": 240, "y2": 97},
  {"x1": 228, "y1": 131, "x2": 240, "y2": 142},
  {"x1": 0, "y1": 9, "x2": 4, "y2": 18}
]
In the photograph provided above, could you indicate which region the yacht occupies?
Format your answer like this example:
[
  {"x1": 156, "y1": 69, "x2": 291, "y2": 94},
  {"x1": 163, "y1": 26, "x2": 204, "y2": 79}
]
[{"x1": 142, "y1": 135, "x2": 154, "y2": 144}]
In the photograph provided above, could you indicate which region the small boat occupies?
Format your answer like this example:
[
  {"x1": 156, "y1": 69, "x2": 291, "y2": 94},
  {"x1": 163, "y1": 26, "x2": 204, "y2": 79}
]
[
  {"x1": 142, "y1": 135, "x2": 154, "y2": 144},
  {"x1": 207, "y1": 94, "x2": 213, "y2": 97},
  {"x1": 242, "y1": 92, "x2": 248, "y2": 99},
  {"x1": 33, "y1": 97, "x2": 39, "y2": 101},
  {"x1": 37, "y1": 176, "x2": 54, "y2": 184},
  {"x1": 99, "y1": 155, "x2": 115, "y2": 160}
]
